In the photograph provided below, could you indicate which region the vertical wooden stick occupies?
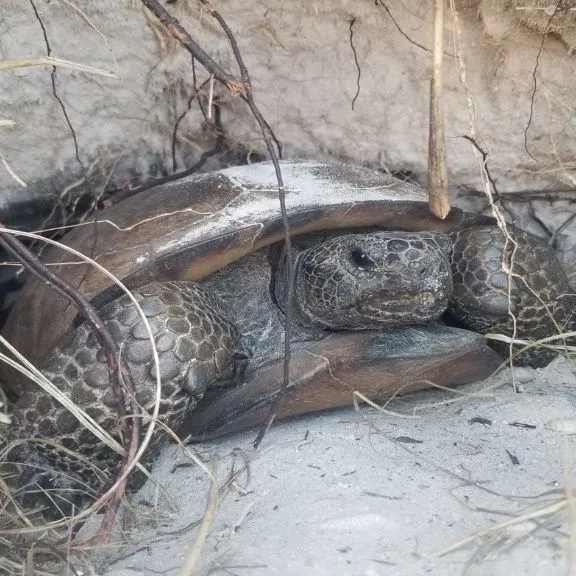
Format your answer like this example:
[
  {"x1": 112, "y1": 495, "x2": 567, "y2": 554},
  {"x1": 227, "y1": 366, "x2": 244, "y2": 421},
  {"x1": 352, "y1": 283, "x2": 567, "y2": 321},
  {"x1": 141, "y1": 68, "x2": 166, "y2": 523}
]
[{"x1": 428, "y1": 0, "x2": 451, "y2": 219}]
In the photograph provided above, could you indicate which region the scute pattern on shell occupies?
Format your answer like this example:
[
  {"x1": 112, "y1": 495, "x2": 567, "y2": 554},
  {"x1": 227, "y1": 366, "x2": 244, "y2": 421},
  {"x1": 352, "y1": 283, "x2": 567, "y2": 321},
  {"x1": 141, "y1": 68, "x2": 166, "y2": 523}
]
[{"x1": 11, "y1": 281, "x2": 238, "y2": 507}]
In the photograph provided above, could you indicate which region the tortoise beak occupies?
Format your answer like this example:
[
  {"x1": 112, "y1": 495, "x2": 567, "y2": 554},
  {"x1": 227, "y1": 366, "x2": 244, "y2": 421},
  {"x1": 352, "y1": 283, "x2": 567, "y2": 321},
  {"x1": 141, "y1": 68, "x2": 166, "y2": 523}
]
[{"x1": 177, "y1": 325, "x2": 501, "y2": 442}]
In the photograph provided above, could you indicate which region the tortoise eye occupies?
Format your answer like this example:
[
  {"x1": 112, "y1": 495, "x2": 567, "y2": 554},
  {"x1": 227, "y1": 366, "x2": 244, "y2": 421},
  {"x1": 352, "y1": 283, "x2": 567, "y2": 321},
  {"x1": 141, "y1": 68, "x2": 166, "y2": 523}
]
[{"x1": 349, "y1": 249, "x2": 376, "y2": 270}]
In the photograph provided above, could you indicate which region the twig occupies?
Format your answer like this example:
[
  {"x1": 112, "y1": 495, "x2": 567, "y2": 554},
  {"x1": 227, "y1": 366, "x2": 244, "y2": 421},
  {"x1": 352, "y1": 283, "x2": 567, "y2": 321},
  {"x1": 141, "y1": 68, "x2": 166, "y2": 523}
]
[
  {"x1": 449, "y1": 0, "x2": 525, "y2": 371},
  {"x1": 140, "y1": 0, "x2": 281, "y2": 158},
  {"x1": 349, "y1": 18, "x2": 361, "y2": 110},
  {"x1": 0, "y1": 228, "x2": 162, "y2": 538},
  {"x1": 195, "y1": 1, "x2": 283, "y2": 158},
  {"x1": 141, "y1": 0, "x2": 244, "y2": 93},
  {"x1": 198, "y1": 0, "x2": 291, "y2": 447},
  {"x1": 428, "y1": 0, "x2": 450, "y2": 219},
  {"x1": 461, "y1": 135, "x2": 517, "y2": 225},
  {"x1": 171, "y1": 70, "x2": 210, "y2": 171},
  {"x1": 0, "y1": 229, "x2": 136, "y2": 424}
]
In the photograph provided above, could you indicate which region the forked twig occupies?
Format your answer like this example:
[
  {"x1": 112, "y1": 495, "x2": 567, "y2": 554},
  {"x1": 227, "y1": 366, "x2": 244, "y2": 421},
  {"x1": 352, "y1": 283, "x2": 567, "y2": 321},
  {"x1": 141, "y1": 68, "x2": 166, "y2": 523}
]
[
  {"x1": 140, "y1": 0, "x2": 243, "y2": 93},
  {"x1": 140, "y1": 0, "x2": 290, "y2": 449}
]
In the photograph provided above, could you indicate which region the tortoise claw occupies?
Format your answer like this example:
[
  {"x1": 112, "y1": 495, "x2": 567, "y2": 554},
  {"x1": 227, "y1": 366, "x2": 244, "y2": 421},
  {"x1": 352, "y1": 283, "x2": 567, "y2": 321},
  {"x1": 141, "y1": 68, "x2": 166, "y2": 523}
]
[{"x1": 17, "y1": 466, "x2": 88, "y2": 519}]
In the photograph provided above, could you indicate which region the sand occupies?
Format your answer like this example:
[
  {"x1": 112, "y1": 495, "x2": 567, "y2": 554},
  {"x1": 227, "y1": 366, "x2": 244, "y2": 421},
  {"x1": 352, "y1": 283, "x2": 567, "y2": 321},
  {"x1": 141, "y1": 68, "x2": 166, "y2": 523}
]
[{"x1": 81, "y1": 357, "x2": 576, "y2": 575}]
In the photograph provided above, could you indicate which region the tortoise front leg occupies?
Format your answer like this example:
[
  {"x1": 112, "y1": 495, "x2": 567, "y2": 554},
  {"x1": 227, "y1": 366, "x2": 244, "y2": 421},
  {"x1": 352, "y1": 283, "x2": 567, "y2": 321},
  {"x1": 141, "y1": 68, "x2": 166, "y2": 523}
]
[
  {"x1": 448, "y1": 225, "x2": 575, "y2": 367},
  {"x1": 11, "y1": 281, "x2": 242, "y2": 516}
]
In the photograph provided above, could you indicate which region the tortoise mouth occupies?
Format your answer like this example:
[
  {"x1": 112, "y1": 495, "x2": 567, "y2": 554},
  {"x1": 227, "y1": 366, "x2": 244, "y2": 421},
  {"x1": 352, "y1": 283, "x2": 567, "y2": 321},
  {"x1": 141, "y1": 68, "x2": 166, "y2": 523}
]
[{"x1": 358, "y1": 291, "x2": 445, "y2": 320}]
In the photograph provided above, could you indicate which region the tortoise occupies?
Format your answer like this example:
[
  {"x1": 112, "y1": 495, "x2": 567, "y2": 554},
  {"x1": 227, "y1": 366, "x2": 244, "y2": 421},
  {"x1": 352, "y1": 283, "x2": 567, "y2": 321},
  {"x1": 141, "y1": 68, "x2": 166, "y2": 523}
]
[{"x1": 2, "y1": 160, "x2": 573, "y2": 515}]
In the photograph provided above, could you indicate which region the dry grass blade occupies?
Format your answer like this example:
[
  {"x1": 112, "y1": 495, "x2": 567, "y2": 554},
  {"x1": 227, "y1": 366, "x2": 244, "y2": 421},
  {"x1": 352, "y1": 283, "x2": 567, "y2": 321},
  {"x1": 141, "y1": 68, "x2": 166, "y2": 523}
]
[
  {"x1": 407, "y1": 378, "x2": 499, "y2": 413},
  {"x1": 0, "y1": 56, "x2": 117, "y2": 80},
  {"x1": 486, "y1": 330, "x2": 576, "y2": 358},
  {"x1": 352, "y1": 391, "x2": 420, "y2": 419},
  {"x1": 434, "y1": 498, "x2": 567, "y2": 557},
  {"x1": 0, "y1": 341, "x2": 125, "y2": 458},
  {"x1": 58, "y1": 0, "x2": 119, "y2": 72},
  {"x1": 0, "y1": 151, "x2": 27, "y2": 187},
  {"x1": 0, "y1": 56, "x2": 118, "y2": 79},
  {"x1": 178, "y1": 456, "x2": 219, "y2": 576}
]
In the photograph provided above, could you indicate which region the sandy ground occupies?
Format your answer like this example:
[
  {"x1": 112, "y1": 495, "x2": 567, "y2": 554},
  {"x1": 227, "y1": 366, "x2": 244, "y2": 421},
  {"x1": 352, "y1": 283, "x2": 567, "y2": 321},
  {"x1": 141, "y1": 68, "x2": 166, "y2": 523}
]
[{"x1": 79, "y1": 356, "x2": 576, "y2": 576}]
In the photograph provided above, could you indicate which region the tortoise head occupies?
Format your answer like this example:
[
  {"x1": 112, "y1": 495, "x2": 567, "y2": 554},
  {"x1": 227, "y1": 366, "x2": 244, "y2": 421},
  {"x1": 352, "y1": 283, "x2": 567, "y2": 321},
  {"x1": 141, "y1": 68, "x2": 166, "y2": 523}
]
[{"x1": 275, "y1": 230, "x2": 453, "y2": 330}]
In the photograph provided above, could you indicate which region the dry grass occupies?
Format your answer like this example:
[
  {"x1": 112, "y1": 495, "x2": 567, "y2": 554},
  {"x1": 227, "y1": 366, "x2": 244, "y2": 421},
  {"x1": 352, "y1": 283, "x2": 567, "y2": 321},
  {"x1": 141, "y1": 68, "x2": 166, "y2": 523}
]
[
  {"x1": 0, "y1": 221, "x2": 237, "y2": 573},
  {"x1": 0, "y1": 57, "x2": 118, "y2": 79}
]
